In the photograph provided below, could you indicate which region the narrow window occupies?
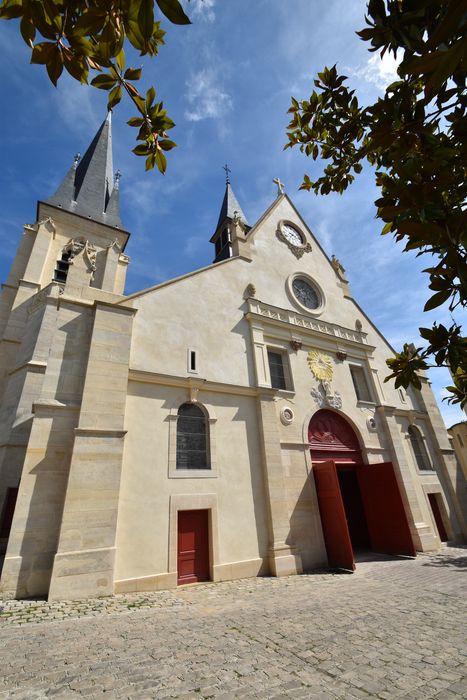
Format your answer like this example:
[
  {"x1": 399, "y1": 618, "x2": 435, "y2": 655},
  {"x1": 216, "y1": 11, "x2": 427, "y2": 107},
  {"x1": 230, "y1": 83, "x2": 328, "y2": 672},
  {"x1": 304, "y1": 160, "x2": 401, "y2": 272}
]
[
  {"x1": 221, "y1": 227, "x2": 230, "y2": 248},
  {"x1": 53, "y1": 251, "x2": 71, "y2": 283},
  {"x1": 187, "y1": 348, "x2": 198, "y2": 374},
  {"x1": 399, "y1": 388, "x2": 407, "y2": 403},
  {"x1": 176, "y1": 403, "x2": 210, "y2": 470},
  {"x1": 408, "y1": 425, "x2": 432, "y2": 471},
  {"x1": 349, "y1": 365, "x2": 372, "y2": 402},
  {"x1": 268, "y1": 350, "x2": 287, "y2": 390}
]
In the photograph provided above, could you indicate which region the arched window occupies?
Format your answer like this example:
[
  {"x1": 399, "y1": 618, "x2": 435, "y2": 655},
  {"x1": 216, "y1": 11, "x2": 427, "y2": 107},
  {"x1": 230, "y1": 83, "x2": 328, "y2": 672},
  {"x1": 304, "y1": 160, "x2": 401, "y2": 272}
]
[
  {"x1": 176, "y1": 403, "x2": 210, "y2": 470},
  {"x1": 408, "y1": 425, "x2": 432, "y2": 471}
]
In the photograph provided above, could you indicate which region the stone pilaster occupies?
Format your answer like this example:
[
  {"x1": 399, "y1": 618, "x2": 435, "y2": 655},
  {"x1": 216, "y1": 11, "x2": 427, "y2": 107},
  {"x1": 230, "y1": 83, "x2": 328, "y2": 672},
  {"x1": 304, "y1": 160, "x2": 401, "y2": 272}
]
[
  {"x1": 48, "y1": 302, "x2": 136, "y2": 600},
  {"x1": 256, "y1": 392, "x2": 302, "y2": 576},
  {"x1": 418, "y1": 380, "x2": 467, "y2": 541},
  {"x1": 376, "y1": 406, "x2": 430, "y2": 551}
]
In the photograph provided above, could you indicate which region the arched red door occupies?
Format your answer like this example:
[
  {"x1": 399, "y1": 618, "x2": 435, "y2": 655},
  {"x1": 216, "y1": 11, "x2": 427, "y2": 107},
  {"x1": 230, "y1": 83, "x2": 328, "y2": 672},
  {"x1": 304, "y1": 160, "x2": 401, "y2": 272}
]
[{"x1": 309, "y1": 410, "x2": 415, "y2": 569}]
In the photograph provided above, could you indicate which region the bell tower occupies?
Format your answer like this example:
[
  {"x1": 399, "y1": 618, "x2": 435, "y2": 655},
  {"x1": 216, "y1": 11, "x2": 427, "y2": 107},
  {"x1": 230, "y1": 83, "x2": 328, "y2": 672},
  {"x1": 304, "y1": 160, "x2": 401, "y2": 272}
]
[
  {"x1": 0, "y1": 115, "x2": 136, "y2": 601},
  {"x1": 210, "y1": 166, "x2": 250, "y2": 262}
]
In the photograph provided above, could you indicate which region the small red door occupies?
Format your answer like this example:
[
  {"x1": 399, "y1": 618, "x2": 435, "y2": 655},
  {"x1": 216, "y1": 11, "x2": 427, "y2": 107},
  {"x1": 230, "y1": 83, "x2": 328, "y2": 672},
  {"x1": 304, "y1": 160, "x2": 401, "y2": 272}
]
[
  {"x1": 428, "y1": 493, "x2": 448, "y2": 542},
  {"x1": 357, "y1": 462, "x2": 416, "y2": 556},
  {"x1": 177, "y1": 509, "x2": 210, "y2": 585},
  {"x1": 313, "y1": 460, "x2": 355, "y2": 571}
]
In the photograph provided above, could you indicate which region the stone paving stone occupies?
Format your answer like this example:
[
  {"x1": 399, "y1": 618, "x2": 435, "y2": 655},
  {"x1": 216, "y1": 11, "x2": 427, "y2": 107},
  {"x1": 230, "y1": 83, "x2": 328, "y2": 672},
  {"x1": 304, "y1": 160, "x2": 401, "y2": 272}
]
[{"x1": 0, "y1": 547, "x2": 466, "y2": 698}]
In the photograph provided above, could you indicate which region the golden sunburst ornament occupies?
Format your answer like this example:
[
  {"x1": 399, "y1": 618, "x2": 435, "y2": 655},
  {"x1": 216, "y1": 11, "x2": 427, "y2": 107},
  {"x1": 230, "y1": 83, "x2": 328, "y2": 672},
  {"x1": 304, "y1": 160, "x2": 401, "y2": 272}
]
[{"x1": 307, "y1": 351, "x2": 333, "y2": 382}]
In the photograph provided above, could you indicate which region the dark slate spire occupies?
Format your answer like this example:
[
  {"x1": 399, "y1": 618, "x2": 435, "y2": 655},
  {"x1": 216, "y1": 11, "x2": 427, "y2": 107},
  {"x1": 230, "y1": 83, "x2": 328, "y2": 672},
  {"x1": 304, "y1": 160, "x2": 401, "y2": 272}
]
[
  {"x1": 215, "y1": 182, "x2": 249, "y2": 230},
  {"x1": 47, "y1": 112, "x2": 122, "y2": 228}
]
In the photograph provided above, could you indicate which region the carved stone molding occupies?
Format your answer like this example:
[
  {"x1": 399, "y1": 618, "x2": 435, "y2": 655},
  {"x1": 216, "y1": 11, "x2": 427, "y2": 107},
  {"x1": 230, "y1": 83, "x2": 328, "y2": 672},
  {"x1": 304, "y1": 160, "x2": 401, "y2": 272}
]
[
  {"x1": 280, "y1": 406, "x2": 294, "y2": 425},
  {"x1": 247, "y1": 299, "x2": 369, "y2": 346},
  {"x1": 276, "y1": 222, "x2": 312, "y2": 259},
  {"x1": 24, "y1": 217, "x2": 56, "y2": 234},
  {"x1": 64, "y1": 237, "x2": 97, "y2": 278},
  {"x1": 245, "y1": 283, "x2": 256, "y2": 299},
  {"x1": 311, "y1": 382, "x2": 342, "y2": 410},
  {"x1": 331, "y1": 254, "x2": 347, "y2": 281}
]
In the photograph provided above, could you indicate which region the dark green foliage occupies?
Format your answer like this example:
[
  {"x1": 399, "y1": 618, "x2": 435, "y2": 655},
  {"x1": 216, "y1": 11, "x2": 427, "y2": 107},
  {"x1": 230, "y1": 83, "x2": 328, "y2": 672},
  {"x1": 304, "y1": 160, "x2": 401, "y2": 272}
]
[
  {"x1": 286, "y1": 0, "x2": 466, "y2": 408},
  {"x1": 0, "y1": 0, "x2": 192, "y2": 172}
]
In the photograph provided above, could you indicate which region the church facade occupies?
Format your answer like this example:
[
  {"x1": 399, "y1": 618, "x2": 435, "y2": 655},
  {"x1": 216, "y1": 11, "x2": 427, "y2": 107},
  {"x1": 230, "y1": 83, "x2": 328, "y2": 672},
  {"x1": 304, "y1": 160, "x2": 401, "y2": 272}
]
[{"x1": 0, "y1": 115, "x2": 465, "y2": 601}]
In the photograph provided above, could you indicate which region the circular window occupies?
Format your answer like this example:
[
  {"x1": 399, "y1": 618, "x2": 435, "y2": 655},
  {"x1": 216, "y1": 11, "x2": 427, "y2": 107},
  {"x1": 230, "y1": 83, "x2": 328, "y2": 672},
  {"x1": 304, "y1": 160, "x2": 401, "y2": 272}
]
[
  {"x1": 292, "y1": 277, "x2": 320, "y2": 309},
  {"x1": 287, "y1": 273, "x2": 324, "y2": 315}
]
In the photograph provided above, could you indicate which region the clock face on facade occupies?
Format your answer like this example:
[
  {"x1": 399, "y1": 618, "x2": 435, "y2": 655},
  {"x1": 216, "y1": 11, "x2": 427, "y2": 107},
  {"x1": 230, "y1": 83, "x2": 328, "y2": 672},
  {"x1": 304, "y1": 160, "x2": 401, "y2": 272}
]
[
  {"x1": 291, "y1": 278, "x2": 320, "y2": 310},
  {"x1": 282, "y1": 224, "x2": 303, "y2": 247}
]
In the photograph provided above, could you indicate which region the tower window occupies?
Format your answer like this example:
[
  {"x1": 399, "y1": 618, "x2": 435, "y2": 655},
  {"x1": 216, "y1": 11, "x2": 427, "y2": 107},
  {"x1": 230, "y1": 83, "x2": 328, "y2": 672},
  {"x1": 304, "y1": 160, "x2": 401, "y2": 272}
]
[{"x1": 53, "y1": 251, "x2": 72, "y2": 283}]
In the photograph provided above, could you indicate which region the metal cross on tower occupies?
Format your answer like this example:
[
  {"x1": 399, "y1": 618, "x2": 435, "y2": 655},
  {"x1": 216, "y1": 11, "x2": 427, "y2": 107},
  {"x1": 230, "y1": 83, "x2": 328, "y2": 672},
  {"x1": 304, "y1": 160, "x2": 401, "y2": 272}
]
[{"x1": 223, "y1": 164, "x2": 231, "y2": 185}]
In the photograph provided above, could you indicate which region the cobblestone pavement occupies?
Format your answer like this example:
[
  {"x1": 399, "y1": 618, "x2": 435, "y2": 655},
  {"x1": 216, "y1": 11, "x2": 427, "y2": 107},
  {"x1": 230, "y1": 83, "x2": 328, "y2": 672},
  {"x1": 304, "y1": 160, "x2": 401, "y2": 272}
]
[{"x1": 1, "y1": 547, "x2": 466, "y2": 699}]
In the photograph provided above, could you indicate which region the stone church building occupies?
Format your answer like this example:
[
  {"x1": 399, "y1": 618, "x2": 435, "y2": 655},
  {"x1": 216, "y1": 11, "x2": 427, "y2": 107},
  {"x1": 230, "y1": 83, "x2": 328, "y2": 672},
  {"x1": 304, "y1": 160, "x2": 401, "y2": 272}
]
[{"x1": 0, "y1": 115, "x2": 465, "y2": 601}]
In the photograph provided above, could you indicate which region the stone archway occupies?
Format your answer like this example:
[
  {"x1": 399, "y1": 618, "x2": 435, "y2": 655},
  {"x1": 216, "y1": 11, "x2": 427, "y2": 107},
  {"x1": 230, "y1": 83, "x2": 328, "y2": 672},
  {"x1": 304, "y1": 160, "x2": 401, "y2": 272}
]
[
  {"x1": 309, "y1": 409, "x2": 362, "y2": 464},
  {"x1": 308, "y1": 409, "x2": 415, "y2": 569}
]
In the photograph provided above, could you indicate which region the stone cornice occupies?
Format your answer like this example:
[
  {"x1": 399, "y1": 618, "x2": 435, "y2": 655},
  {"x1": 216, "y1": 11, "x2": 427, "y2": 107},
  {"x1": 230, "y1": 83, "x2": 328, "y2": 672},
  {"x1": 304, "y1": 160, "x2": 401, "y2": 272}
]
[
  {"x1": 245, "y1": 299, "x2": 375, "y2": 351},
  {"x1": 129, "y1": 368, "x2": 260, "y2": 398}
]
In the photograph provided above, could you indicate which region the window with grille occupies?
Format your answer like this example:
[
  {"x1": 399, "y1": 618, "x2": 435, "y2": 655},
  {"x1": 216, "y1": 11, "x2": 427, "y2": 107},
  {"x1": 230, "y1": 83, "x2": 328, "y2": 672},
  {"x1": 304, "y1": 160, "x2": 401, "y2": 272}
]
[
  {"x1": 408, "y1": 425, "x2": 433, "y2": 471},
  {"x1": 349, "y1": 365, "x2": 372, "y2": 402},
  {"x1": 176, "y1": 403, "x2": 210, "y2": 470},
  {"x1": 267, "y1": 350, "x2": 291, "y2": 390}
]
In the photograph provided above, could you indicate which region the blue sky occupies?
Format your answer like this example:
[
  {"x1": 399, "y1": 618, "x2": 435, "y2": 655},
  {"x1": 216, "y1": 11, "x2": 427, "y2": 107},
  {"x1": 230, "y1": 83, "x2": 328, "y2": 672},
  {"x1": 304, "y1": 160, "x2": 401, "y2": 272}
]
[{"x1": 0, "y1": 0, "x2": 464, "y2": 427}]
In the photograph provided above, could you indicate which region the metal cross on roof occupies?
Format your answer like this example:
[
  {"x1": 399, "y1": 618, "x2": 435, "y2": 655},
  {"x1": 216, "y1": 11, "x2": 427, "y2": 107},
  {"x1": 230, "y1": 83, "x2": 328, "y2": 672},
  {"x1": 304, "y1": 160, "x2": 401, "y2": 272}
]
[
  {"x1": 223, "y1": 163, "x2": 231, "y2": 185},
  {"x1": 273, "y1": 177, "x2": 285, "y2": 195}
]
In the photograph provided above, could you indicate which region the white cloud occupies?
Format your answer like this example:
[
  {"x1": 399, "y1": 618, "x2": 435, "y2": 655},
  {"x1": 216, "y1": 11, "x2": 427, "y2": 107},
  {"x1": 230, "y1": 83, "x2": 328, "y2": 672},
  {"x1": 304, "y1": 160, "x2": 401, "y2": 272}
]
[
  {"x1": 53, "y1": 75, "x2": 98, "y2": 136},
  {"x1": 184, "y1": 69, "x2": 232, "y2": 122},
  {"x1": 189, "y1": 0, "x2": 216, "y2": 22},
  {"x1": 354, "y1": 51, "x2": 400, "y2": 91}
]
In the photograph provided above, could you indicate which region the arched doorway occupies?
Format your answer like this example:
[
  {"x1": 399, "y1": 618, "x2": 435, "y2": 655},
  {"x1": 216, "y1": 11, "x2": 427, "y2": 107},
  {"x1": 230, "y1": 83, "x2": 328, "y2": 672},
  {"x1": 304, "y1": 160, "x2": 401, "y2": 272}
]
[
  {"x1": 309, "y1": 409, "x2": 415, "y2": 570},
  {"x1": 309, "y1": 409, "x2": 362, "y2": 463}
]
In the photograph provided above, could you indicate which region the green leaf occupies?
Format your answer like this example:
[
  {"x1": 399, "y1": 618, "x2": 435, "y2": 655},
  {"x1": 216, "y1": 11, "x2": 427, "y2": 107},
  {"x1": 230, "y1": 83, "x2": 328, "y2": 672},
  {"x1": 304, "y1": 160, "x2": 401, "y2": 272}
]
[
  {"x1": 90, "y1": 73, "x2": 117, "y2": 90},
  {"x1": 158, "y1": 139, "x2": 176, "y2": 151},
  {"x1": 30, "y1": 42, "x2": 56, "y2": 65},
  {"x1": 155, "y1": 0, "x2": 191, "y2": 25},
  {"x1": 154, "y1": 148, "x2": 167, "y2": 173},
  {"x1": 108, "y1": 85, "x2": 122, "y2": 110},
  {"x1": 145, "y1": 153, "x2": 156, "y2": 171},
  {"x1": 45, "y1": 47, "x2": 64, "y2": 86},
  {"x1": 423, "y1": 289, "x2": 451, "y2": 312},
  {"x1": 0, "y1": 1, "x2": 23, "y2": 20},
  {"x1": 63, "y1": 54, "x2": 88, "y2": 83},
  {"x1": 73, "y1": 8, "x2": 107, "y2": 37},
  {"x1": 146, "y1": 85, "x2": 156, "y2": 108},
  {"x1": 124, "y1": 67, "x2": 142, "y2": 81},
  {"x1": 133, "y1": 144, "x2": 149, "y2": 156},
  {"x1": 138, "y1": 0, "x2": 155, "y2": 42},
  {"x1": 116, "y1": 49, "x2": 125, "y2": 72},
  {"x1": 127, "y1": 116, "x2": 144, "y2": 127},
  {"x1": 20, "y1": 15, "x2": 35, "y2": 47}
]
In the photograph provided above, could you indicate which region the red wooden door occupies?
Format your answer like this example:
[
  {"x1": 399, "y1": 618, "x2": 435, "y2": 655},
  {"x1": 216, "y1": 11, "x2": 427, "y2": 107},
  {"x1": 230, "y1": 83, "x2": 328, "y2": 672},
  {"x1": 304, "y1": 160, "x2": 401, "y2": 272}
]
[
  {"x1": 177, "y1": 509, "x2": 210, "y2": 585},
  {"x1": 428, "y1": 493, "x2": 448, "y2": 542},
  {"x1": 357, "y1": 462, "x2": 416, "y2": 556},
  {"x1": 313, "y1": 460, "x2": 355, "y2": 571}
]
